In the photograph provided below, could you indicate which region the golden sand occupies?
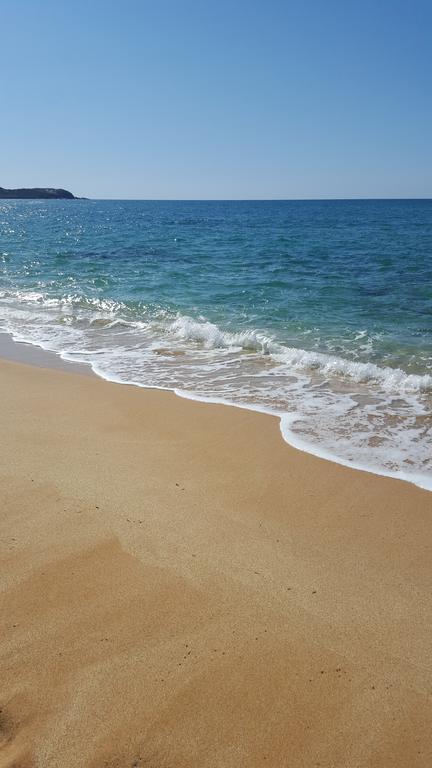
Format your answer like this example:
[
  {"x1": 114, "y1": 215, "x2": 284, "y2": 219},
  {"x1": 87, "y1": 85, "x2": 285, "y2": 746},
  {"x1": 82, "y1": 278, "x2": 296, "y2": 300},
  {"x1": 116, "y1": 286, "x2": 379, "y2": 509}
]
[{"x1": 0, "y1": 358, "x2": 431, "y2": 767}]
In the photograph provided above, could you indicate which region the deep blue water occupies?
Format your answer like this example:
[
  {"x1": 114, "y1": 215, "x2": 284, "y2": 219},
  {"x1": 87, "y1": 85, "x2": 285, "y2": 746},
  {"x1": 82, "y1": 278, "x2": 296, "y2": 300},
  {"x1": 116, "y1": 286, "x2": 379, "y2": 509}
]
[{"x1": 0, "y1": 199, "x2": 431, "y2": 488}]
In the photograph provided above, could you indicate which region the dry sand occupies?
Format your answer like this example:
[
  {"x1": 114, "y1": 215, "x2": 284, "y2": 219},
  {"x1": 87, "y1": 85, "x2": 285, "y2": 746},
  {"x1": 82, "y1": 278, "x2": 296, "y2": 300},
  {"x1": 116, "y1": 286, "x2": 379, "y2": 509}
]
[{"x1": 0, "y1": 357, "x2": 431, "y2": 768}]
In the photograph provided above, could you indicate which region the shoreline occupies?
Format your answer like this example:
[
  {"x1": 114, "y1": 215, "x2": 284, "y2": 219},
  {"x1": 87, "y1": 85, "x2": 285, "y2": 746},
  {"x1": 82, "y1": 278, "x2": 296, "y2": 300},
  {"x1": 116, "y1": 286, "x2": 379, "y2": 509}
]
[
  {"x1": 0, "y1": 328, "x2": 429, "y2": 493},
  {"x1": 0, "y1": 331, "x2": 94, "y2": 376},
  {"x1": 1, "y1": 354, "x2": 431, "y2": 766}
]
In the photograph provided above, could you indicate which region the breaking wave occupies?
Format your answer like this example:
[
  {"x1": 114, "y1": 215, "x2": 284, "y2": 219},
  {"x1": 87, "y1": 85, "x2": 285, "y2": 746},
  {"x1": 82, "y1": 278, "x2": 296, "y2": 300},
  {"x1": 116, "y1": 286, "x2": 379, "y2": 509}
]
[
  {"x1": 169, "y1": 315, "x2": 432, "y2": 394},
  {"x1": 0, "y1": 288, "x2": 430, "y2": 492}
]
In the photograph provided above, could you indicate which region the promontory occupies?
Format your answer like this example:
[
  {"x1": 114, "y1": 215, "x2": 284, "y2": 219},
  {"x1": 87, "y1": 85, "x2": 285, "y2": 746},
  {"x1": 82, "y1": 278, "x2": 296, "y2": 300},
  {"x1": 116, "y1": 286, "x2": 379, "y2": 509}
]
[{"x1": 0, "y1": 186, "x2": 78, "y2": 199}]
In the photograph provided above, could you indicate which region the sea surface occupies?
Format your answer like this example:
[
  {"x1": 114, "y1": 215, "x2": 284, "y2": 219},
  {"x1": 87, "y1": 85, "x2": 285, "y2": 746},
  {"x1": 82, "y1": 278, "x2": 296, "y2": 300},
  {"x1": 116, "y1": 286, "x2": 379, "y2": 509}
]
[{"x1": 0, "y1": 199, "x2": 431, "y2": 489}]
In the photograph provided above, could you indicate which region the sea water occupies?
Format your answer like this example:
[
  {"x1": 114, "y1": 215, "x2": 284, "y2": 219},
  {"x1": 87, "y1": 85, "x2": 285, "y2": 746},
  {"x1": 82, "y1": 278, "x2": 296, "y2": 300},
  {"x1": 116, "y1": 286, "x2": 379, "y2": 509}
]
[{"x1": 0, "y1": 199, "x2": 431, "y2": 489}]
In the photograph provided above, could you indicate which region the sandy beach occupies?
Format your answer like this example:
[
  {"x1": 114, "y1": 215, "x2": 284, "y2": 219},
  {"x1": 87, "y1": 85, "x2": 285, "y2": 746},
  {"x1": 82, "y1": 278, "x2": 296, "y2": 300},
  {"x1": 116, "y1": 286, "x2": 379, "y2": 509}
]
[{"x1": 1, "y1": 354, "x2": 431, "y2": 768}]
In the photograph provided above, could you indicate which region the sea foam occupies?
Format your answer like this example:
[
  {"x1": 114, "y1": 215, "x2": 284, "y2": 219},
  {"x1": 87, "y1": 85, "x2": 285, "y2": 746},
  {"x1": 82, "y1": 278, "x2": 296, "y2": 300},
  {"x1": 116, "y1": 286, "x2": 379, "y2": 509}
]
[
  {"x1": 169, "y1": 314, "x2": 432, "y2": 394},
  {"x1": 0, "y1": 292, "x2": 430, "y2": 492}
]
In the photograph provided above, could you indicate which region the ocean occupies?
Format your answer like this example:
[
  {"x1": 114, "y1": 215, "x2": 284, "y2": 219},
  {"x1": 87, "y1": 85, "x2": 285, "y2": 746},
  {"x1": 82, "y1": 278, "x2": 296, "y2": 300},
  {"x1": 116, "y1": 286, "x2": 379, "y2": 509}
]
[{"x1": 0, "y1": 199, "x2": 431, "y2": 489}]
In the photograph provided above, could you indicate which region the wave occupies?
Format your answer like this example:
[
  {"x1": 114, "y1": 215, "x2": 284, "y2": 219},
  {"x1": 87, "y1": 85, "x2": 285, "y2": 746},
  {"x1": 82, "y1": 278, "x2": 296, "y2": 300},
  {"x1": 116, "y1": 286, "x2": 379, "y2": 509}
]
[
  {"x1": 0, "y1": 289, "x2": 131, "y2": 316},
  {"x1": 169, "y1": 315, "x2": 432, "y2": 394},
  {"x1": 170, "y1": 316, "x2": 278, "y2": 354},
  {"x1": 0, "y1": 289, "x2": 431, "y2": 493},
  {"x1": 1, "y1": 289, "x2": 431, "y2": 396}
]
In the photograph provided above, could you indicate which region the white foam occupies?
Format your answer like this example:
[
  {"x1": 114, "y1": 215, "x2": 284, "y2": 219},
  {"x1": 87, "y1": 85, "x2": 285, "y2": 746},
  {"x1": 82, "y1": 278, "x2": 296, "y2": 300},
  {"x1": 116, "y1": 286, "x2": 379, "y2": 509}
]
[
  {"x1": 170, "y1": 315, "x2": 277, "y2": 354},
  {"x1": 170, "y1": 315, "x2": 432, "y2": 394},
  {"x1": 0, "y1": 291, "x2": 430, "y2": 492},
  {"x1": 279, "y1": 413, "x2": 432, "y2": 493},
  {"x1": 274, "y1": 347, "x2": 432, "y2": 393}
]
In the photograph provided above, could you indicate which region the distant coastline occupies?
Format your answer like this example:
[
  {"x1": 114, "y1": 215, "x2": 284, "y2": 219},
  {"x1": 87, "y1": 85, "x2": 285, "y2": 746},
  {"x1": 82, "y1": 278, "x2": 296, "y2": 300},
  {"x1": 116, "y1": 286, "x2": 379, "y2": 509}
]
[{"x1": 0, "y1": 186, "x2": 81, "y2": 200}]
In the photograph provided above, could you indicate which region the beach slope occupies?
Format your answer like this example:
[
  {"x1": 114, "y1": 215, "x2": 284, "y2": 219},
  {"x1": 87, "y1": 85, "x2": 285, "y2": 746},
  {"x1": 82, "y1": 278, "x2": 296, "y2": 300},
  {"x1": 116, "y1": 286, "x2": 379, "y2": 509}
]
[{"x1": 0, "y1": 359, "x2": 431, "y2": 768}]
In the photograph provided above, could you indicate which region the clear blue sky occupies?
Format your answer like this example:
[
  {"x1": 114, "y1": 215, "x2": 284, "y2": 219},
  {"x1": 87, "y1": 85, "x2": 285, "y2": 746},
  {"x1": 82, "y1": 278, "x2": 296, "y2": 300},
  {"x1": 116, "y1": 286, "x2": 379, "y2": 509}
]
[{"x1": 1, "y1": 0, "x2": 431, "y2": 199}]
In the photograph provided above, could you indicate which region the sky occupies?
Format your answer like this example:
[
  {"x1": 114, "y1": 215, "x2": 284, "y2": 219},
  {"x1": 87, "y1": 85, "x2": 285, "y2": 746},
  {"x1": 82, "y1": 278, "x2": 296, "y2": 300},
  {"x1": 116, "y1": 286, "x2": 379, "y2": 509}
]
[{"x1": 0, "y1": 0, "x2": 431, "y2": 199}]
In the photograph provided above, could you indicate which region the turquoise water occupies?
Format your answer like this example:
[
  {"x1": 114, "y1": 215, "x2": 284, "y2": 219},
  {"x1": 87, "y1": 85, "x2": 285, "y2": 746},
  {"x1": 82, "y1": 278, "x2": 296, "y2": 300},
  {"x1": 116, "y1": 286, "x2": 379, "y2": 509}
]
[{"x1": 0, "y1": 199, "x2": 431, "y2": 488}]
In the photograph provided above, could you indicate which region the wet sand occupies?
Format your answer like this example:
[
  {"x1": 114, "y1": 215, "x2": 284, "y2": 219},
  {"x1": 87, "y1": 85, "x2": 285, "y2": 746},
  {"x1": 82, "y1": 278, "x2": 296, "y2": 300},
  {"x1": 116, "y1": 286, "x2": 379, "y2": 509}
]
[{"x1": 0, "y1": 356, "x2": 431, "y2": 767}]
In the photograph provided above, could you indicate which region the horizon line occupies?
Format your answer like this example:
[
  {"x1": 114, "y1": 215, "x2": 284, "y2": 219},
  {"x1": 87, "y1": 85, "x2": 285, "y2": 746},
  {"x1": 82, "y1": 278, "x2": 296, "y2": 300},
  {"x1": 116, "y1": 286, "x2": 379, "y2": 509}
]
[{"x1": 79, "y1": 196, "x2": 432, "y2": 202}]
